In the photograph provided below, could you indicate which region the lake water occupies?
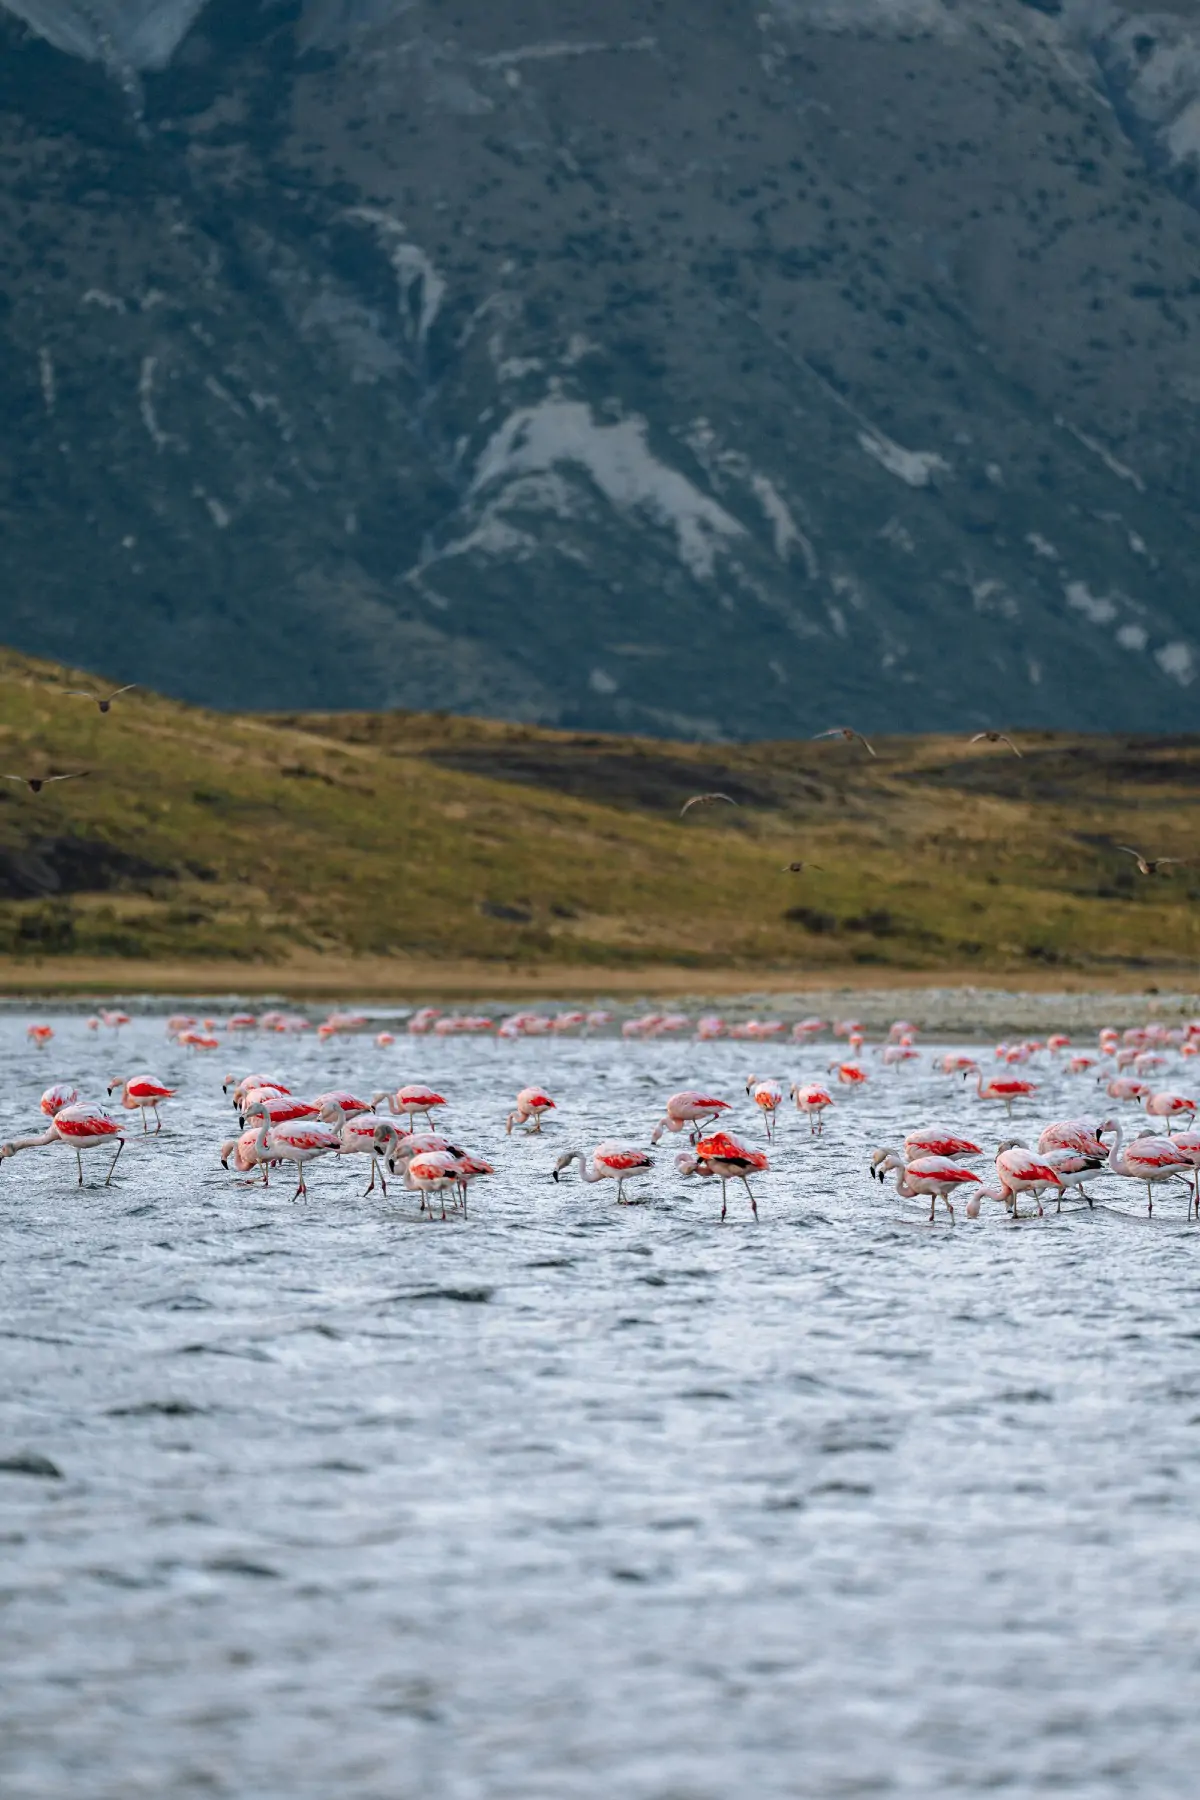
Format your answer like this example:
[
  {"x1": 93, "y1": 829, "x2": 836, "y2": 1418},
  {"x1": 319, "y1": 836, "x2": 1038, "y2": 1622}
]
[{"x1": 1, "y1": 1012, "x2": 1198, "y2": 1797}]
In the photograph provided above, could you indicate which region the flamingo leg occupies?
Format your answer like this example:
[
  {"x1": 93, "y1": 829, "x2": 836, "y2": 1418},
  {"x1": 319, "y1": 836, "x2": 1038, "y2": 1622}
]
[
  {"x1": 720, "y1": 1177, "x2": 728, "y2": 1222},
  {"x1": 1147, "y1": 1183, "x2": 1153, "y2": 1216},
  {"x1": 154, "y1": 1106, "x2": 162, "y2": 1135},
  {"x1": 928, "y1": 1194, "x2": 936, "y2": 1223},
  {"x1": 75, "y1": 1148, "x2": 84, "y2": 1186},
  {"x1": 141, "y1": 1108, "x2": 149, "y2": 1134},
  {"x1": 945, "y1": 1195, "x2": 955, "y2": 1225},
  {"x1": 105, "y1": 1139, "x2": 124, "y2": 1186},
  {"x1": 742, "y1": 1176, "x2": 758, "y2": 1220}
]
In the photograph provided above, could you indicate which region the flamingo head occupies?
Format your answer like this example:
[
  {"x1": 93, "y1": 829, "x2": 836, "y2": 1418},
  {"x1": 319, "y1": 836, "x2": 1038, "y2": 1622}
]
[
  {"x1": 996, "y1": 1138, "x2": 1028, "y2": 1153},
  {"x1": 105, "y1": 1079, "x2": 121, "y2": 1096},
  {"x1": 552, "y1": 1151, "x2": 577, "y2": 1182},
  {"x1": 870, "y1": 1148, "x2": 901, "y2": 1181}
]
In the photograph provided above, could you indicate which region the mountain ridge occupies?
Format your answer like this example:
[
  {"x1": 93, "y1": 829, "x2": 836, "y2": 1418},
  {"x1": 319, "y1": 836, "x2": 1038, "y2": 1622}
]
[{"x1": 2, "y1": 0, "x2": 1200, "y2": 735}]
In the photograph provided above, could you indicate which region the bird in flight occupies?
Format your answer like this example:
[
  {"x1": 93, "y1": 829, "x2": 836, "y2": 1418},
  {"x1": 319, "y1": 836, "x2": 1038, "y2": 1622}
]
[
  {"x1": 814, "y1": 727, "x2": 876, "y2": 756},
  {"x1": 64, "y1": 684, "x2": 136, "y2": 714},
  {"x1": 969, "y1": 730, "x2": 1022, "y2": 757},
  {"x1": 3, "y1": 772, "x2": 90, "y2": 794},
  {"x1": 782, "y1": 861, "x2": 824, "y2": 873},
  {"x1": 680, "y1": 793, "x2": 739, "y2": 817},
  {"x1": 1117, "y1": 846, "x2": 1186, "y2": 877}
]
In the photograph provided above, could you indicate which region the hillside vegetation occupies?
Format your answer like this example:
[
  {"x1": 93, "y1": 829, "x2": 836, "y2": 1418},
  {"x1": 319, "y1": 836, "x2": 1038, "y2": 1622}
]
[{"x1": 0, "y1": 647, "x2": 1198, "y2": 986}]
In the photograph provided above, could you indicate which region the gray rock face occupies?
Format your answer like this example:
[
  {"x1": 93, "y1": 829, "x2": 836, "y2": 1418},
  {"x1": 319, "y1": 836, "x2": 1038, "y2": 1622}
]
[{"x1": 2, "y1": 0, "x2": 1200, "y2": 734}]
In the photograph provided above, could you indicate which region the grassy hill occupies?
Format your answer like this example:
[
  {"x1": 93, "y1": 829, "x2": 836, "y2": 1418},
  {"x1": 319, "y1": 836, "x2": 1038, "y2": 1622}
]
[{"x1": 0, "y1": 646, "x2": 1198, "y2": 990}]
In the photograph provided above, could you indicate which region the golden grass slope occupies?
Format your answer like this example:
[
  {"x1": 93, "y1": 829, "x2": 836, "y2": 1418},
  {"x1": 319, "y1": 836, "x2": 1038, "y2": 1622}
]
[{"x1": 0, "y1": 646, "x2": 1198, "y2": 982}]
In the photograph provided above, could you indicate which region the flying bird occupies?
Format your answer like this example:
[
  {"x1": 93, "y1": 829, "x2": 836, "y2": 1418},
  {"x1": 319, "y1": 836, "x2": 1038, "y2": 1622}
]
[
  {"x1": 64, "y1": 684, "x2": 136, "y2": 713},
  {"x1": 814, "y1": 727, "x2": 876, "y2": 756},
  {"x1": 1117, "y1": 846, "x2": 1186, "y2": 876},
  {"x1": 680, "y1": 792, "x2": 739, "y2": 817},
  {"x1": 969, "y1": 730, "x2": 1022, "y2": 757},
  {"x1": 782, "y1": 861, "x2": 824, "y2": 873},
  {"x1": 2, "y1": 771, "x2": 90, "y2": 794}
]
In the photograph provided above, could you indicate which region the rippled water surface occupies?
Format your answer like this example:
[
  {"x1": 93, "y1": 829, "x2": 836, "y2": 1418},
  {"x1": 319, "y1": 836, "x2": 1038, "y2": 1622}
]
[{"x1": 2, "y1": 1014, "x2": 1199, "y2": 1798}]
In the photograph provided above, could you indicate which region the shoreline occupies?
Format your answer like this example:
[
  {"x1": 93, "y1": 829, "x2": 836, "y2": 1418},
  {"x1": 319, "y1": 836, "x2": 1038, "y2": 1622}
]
[{"x1": 0, "y1": 956, "x2": 1194, "y2": 1035}]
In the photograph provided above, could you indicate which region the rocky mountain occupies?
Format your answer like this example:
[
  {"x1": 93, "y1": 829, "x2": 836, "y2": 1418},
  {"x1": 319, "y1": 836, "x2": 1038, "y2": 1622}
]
[{"x1": 2, "y1": 0, "x2": 1200, "y2": 736}]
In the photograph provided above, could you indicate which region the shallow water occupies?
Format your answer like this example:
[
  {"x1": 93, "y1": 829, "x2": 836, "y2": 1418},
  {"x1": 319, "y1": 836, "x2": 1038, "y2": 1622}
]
[{"x1": 1, "y1": 1016, "x2": 1198, "y2": 1799}]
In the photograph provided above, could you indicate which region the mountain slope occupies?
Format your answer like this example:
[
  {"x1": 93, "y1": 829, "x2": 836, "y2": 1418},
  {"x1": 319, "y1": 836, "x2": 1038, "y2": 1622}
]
[{"x1": 1, "y1": 0, "x2": 1200, "y2": 736}]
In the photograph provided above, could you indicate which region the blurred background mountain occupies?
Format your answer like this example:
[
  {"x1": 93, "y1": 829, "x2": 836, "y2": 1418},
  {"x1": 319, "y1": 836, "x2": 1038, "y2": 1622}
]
[{"x1": 2, "y1": 0, "x2": 1199, "y2": 736}]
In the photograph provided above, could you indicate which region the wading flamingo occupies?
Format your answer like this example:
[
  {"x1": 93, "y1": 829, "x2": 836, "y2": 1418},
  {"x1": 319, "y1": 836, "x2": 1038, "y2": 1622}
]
[
  {"x1": 650, "y1": 1091, "x2": 730, "y2": 1143},
  {"x1": 746, "y1": 1077, "x2": 783, "y2": 1141},
  {"x1": 970, "y1": 1145, "x2": 1064, "y2": 1219},
  {"x1": 402, "y1": 1150, "x2": 462, "y2": 1219},
  {"x1": 1104, "y1": 1122, "x2": 1192, "y2": 1216},
  {"x1": 829, "y1": 1061, "x2": 869, "y2": 1090},
  {"x1": 333, "y1": 1112, "x2": 393, "y2": 1194},
  {"x1": 967, "y1": 1071, "x2": 1037, "y2": 1117},
  {"x1": 39, "y1": 1083, "x2": 78, "y2": 1117},
  {"x1": 553, "y1": 1143, "x2": 654, "y2": 1204},
  {"x1": 0, "y1": 1103, "x2": 125, "y2": 1186},
  {"x1": 1161, "y1": 1131, "x2": 1200, "y2": 1219},
  {"x1": 240, "y1": 1093, "x2": 321, "y2": 1127},
  {"x1": 107, "y1": 1074, "x2": 175, "y2": 1133},
  {"x1": 677, "y1": 1131, "x2": 767, "y2": 1220},
  {"x1": 373, "y1": 1085, "x2": 448, "y2": 1129},
  {"x1": 1144, "y1": 1091, "x2": 1197, "y2": 1132},
  {"x1": 871, "y1": 1151, "x2": 979, "y2": 1223},
  {"x1": 507, "y1": 1087, "x2": 557, "y2": 1134},
  {"x1": 26, "y1": 1024, "x2": 53, "y2": 1049},
  {"x1": 220, "y1": 1125, "x2": 277, "y2": 1187},
  {"x1": 790, "y1": 1082, "x2": 834, "y2": 1135},
  {"x1": 245, "y1": 1106, "x2": 341, "y2": 1201}
]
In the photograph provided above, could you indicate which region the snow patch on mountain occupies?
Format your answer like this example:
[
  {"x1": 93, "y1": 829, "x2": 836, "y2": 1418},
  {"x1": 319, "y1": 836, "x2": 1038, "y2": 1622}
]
[
  {"x1": 469, "y1": 399, "x2": 746, "y2": 580},
  {"x1": 1, "y1": 0, "x2": 207, "y2": 67}
]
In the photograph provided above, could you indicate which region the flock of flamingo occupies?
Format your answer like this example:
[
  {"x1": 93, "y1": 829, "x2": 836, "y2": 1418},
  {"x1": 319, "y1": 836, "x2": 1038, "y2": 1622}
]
[{"x1": 4, "y1": 1006, "x2": 1200, "y2": 1225}]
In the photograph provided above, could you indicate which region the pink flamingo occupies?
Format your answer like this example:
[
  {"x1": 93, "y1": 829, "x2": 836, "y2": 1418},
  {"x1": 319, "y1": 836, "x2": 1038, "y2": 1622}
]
[
  {"x1": 372, "y1": 1085, "x2": 447, "y2": 1129},
  {"x1": 678, "y1": 1131, "x2": 767, "y2": 1220},
  {"x1": 829, "y1": 1060, "x2": 868, "y2": 1090},
  {"x1": 240, "y1": 1093, "x2": 321, "y2": 1127},
  {"x1": 1162, "y1": 1130, "x2": 1200, "y2": 1218},
  {"x1": 314, "y1": 1090, "x2": 372, "y2": 1121},
  {"x1": 376, "y1": 1031, "x2": 395, "y2": 1047},
  {"x1": 0, "y1": 1103, "x2": 125, "y2": 1186},
  {"x1": 39, "y1": 1083, "x2": 79, "y2": 1117},
  {"x1": 245, "y1": 1107, "x2": 341, "y2": 1200},
  {"x1": 1101, "y1": 1076, "x2": 1151, "y2": 1104},
  {"x1": 1104, "y1": 1122, "x2": 1193, "y2": 1216},
  {"x1": 1069, "y1": 1054, "x2": 1097, "y2": 1073},
  {"x1": 967, "y1": 1071, "x2": 1036, "y2": 1117},
  {"x1": 970, "y1": 1146, "x2": 1063, "y2": 1219},
  {"x1": 333, "y1": 1113, "x2": 394, "y2": 1194},
  {"x1": 792, "y1": 1016, "x2": 825, "y2": 1041},
  {"x1": 402, "y1": 1149, "x2": 465, "y2": 1219},
  {"x1": 745, "y1": 1077, "x2": 783, "y2": 1141},
  {"x1": 225, "y1": 1072, "x2": 290, "y2": 1100},
  {"x1": 1144, "y1": 1091, "x2": 1197, "y2": 1132},
  {"x1": 940, "y1": 1054, "x2": 978, "y2": 1076},
  {"x1": 1048, "y1": 1033, "x2": 1072, "y2": 1053},
  {"x1": 507, "y1": 1087, "x2": 557, "y2": 1134},
  {"x1": 649, "y1": 1090, "x2": 730, "y2": 1144},
  {"x1": 220, "y1": 1125, "x2": 276, "y2": 1187},
  {"x1": 1037, "y1": 1119, "x2": 1113, "y2": 1158},
  {"x1": 871, "y1": 1151, "x2": 979, "y2": 1223},
  {"x1": 790, "y1": 1082, "x2": 834, "y2": 1135},
  {"x1": 26, "y1": 1024, "x2": 53, "y2": 1049},
  {"x1": 378, "y1": 1128, "x2": 465, "y2": 1180},
  {"x1": 107, "y1": 1074, "x2": 176, "y2": 1133},
  {"x1": 553, "y1": 1143, "x2": 654, "y2": 1204},
  {"x1": 882, "y1": 1129, "x2": 981, "y2": 1162}
]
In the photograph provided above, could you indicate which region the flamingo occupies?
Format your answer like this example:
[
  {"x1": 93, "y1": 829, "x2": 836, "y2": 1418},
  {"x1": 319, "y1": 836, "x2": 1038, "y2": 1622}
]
[
  {"x1": 970, "y1": 1146, "x2": 1064, "y2": 1219},
  {"x1": 1101, "y1": 1077, "x2": 1151, "y2": 1105},
  {"x1": 314, "y1": 1090, "x2": 372, "y2": 1121},
  {"x1": 899, "y1": 1128, "x2": 982, "y2": 1161},
  {"x1": 872, "y1": 1151, "x2": 980, "y2": 1222},
  {"x1": 26, "y1": 1024, "x2": 53, "y2": 1048},
  {"x1": 790, "y1": 1082, "x2": 834, "y2": 1135},
  {"x1": 1037, "y1": 1119, "x2": 1113, "y2": 1158},
  {"x1": 967, "y1": 1071, "x2": 1036, "y2": 1117},
  {"x1": 1104, "y1": 1121, "x2": 1192, "y2": 1216},
  {"x1": 225, "y1": 1072, "x2": 290, "y2": 1100},
  {"x1": 650, "y1": 1091, "x2": 730, "y2": 1144},
  {"x1": 1161, "y1": 1131, "x2": 1200, "y2": 1219},
  {"x1": 39, "y1": 1083, "x2": 78, "y2": 1117},
  {"x1": 245, "y1": 1107, "x2": 341, "y2": 1201},
  {"x1": 507, "y1": 1087, "x2": 557, "y2": 1134},
  {"x1": 377, "y1": 1128, "x2": 465, "y2": 1180},
  {"x1": 553, "y1": 1143, "x2": 654, "y2": 1204},
  {"x1": 372, "y1": 1085, "x2": 447, "y2": 1129},
  {"x1": 1144, "y1": 1091, "x2": 1197, "y2": 1132},
  {"x1": 829, "y1": 1060, "x2": 868, "y2": 1089},
  {"x1": 333, "y1": 1113, "x2": 393, "y2": 1194},
  {"x1": 239, "y1": 1093, "x2": 321, "y2": 1128},
  {"x1": 746, "y1": 1077, "x2": 783, "y2": 1141},
  {"x1": 0, "y1": 1103, "x2": 125, "y2": 1186},
  {"x1": 448, "y1": 1151, "x2": 494, "y2": 1211},
  {"x1": 678, "y1": 1131, "x2": 767, "y2": 1220},
  {"x1": 220, "y1": 1125, "x2": 276, "y2": 1187},
  {"x1": 402, "y1": 1150, "x2": 464, "y2": 1219},
  {"x1": 107, "y1": 1074, "x2": 175, "y2": 1133},
  {"x1": 940, "y1": 1054, "x2": 979, "y2": 1076}
]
